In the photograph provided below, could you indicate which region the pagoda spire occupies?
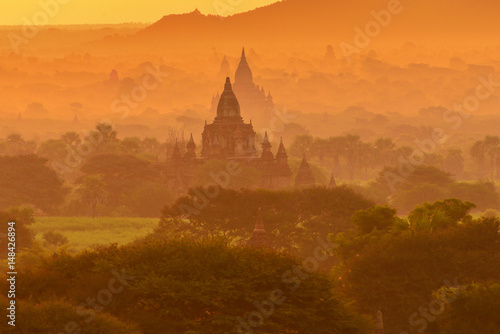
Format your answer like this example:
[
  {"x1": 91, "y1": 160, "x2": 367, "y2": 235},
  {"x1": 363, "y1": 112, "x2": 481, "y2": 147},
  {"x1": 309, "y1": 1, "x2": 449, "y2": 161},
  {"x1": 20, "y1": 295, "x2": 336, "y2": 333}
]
[
  {"x1": 235, "y1": 47, "x2": 253, "y2": 85},
  {"x1": 261, "y1": 131, "x2": 274, "y2": 161},
  {"x1": 217, "y1": 77, "x2": 241, "y2": 117},
  {"x1": 375, "y1": 311, "x2": 385, "y2": 334},
  {"x1": 295, "y1": 154, "x2": 316, "y2": 187},
  {"x1": 276, "y1": 137, "x2": 287, "y2": 158},
  {"x1": 328, "y1": 172, "x2": 337, "y2": 188},
  {"x1": 185, "y1": 133, "x2": 196, "y2": 158},
  {"x1": 247, "y1": 207, "x2": 270, "y2": 248}
]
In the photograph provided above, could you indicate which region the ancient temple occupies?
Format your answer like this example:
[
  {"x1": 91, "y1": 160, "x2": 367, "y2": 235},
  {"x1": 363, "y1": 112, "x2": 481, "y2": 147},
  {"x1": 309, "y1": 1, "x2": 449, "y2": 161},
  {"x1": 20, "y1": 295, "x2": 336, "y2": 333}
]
[
  {"x1": 166, "y1": 76, "x2": 292, "y2": 190},
  {"x1": 202, "y1": 77, "x2": 257, "y2": 158},
  {"x1": 218, "y1": 55, "x2": 231, "y2": 77},
  {"x1": 211, "y1": 48, "x2": 274, "y2": 118},
  {"x1": 247, "y1": 207, "x2": 271, "y2": 248}
]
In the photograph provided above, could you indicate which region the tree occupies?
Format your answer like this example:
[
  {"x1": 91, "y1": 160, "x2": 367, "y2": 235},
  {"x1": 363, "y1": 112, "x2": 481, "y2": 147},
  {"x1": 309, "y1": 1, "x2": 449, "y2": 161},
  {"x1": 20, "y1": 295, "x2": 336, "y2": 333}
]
[
  {"x1": 373, "y1": 137, "x2": 396, "y2": 168},
  {"x1": 162, "y1": 187, "x2": 373, "y2": 258},
  {"x1": 289, "y1": 134, "x2": 314, "y2": 158},
  {"x1": 76, "y1": 174, "x2": 108, "y2": 217},
  {"x1": 351, "y1": 205, "x2": 397, "y2": 235},
  {"x1": 25, "y1": 101, "x2": 48, "y2": 116},
  {"x1": 43, "y1": 231, "x2": 68, "y2": 247},
  {"x1": 37, "y1": 139, "x2": 68, "y2": 162},
  {"x1": 9, "y1": 238, "x2": 372, "y2": 334},
  {"x1": 0, "y1": 133, "x2": 36, "y2": 156},
  {"x1": 0, "y1": 155, "x2": 67, "y2": 213},
  {"x1": 335, "y1": 216, "x2": 500, "y2": 333},
  {"x1": 373, "y1": 165, "x2": 454, "y2": 196},
  {"x1": 471, "y1": 139, "x2": 487, "y2": 178},
  {"x1": 0, "y1": 207, "x2": 35, "y2": 258},
  {"x1": 443, "y1": 148, "x2": 464, "y2": 177},
  {"x1": 121, "y1": 137, "x2": 141, "y2": 154},
  {"x1": 343, "y1": 134, "x2": 361, "y2": 179},
  {"x1": 61, "y1": 131, "x2": 81, "y2": 148},
  {"x1": 447, "y1": 181, "x2": 498, "y2": 210},
  {"x1": 435, "y1": 283, "x2": 500, "y2": 334},
  {"x1": 78, "y1": 153, "x2": 168, "y2": 216},
  {"x1": 84, "y1": 123, "x2": 118, "y2": 153},
  {"x1": 483, "y1": 135, "x2": 500, "y2": 181}
]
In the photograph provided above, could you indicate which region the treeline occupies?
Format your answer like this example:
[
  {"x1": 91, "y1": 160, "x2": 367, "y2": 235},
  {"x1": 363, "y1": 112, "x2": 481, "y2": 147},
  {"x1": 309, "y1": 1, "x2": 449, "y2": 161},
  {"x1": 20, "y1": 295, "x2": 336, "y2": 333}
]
[
  {"x1": 0, "y1": 124, "x2": 499, "y2": 217},
  {"x1": 334, "y1": 199, "x2": 500, "y2": 333},
  {"x1": 289, "y1": 133, "x2": 500, "y2": 181},
  {"x1": 1, "y1": 188, "x2": 500, "y2": 333}
]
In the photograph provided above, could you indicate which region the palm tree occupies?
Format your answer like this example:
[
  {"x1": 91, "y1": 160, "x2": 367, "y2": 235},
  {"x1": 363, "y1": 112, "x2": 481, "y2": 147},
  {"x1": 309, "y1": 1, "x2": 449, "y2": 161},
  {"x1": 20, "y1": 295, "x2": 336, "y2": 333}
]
[
  {"x1": 374, "y1": 137, "x2": 396, "y2": 168},
  {"x1": 390, "y1": 208, "x2": 452, "y2": 236}
]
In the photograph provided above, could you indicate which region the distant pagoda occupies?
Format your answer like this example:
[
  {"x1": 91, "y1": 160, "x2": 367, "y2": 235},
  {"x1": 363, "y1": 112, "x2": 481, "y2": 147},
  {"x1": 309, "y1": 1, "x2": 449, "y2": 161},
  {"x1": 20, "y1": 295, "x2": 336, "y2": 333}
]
[
  {"x1": 295, "y1": 155, "x2": 316, "y2": 187},
  {"x1": 247, "y1": 207, "x2": 271, "y2": 248}
]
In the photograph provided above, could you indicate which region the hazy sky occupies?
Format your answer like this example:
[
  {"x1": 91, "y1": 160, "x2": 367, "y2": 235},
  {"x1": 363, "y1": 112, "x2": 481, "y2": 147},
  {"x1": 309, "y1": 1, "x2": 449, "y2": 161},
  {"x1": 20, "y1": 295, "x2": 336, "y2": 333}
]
[{"x1": 2, "y1": 0, "x2": 279, "y2": 25}]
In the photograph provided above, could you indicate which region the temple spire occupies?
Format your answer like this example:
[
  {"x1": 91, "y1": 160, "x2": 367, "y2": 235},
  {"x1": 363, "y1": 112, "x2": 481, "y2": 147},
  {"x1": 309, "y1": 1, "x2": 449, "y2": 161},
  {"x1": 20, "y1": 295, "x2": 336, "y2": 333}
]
[
  {"x1": 217, "y1": 77, "x2": 241, "y2": 117},
  {"x1": 276, "y1": 137, "x2": 286, "y2": 157},
  {"x1": 247, "y1": 207, "x2": 270, "y2": 248},
  {"x1": 235, "y1": 47, "x2": 253, "y2": 85},
  {"x1": 185, "y1": 133, "x2": 196, "y2": 159},
  {"x1": 295, "y1": 154, "x2": 316, "y2": 187},
  {"x1": 328, "y1": 172, "x2": 337, "y2": 188},
  {"x1": 375, "y1": 311, "x2": 384, "y2": 334},
  {"x1": 261, "y1": 131, "x2": 274, "y2": 161}
]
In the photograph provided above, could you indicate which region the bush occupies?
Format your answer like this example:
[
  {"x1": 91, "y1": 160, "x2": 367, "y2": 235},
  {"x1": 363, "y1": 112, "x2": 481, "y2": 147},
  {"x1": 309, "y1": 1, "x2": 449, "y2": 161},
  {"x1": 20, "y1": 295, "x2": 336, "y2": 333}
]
[{"x1": 43, "y1": 231, "x2": 68, "y2": 246}]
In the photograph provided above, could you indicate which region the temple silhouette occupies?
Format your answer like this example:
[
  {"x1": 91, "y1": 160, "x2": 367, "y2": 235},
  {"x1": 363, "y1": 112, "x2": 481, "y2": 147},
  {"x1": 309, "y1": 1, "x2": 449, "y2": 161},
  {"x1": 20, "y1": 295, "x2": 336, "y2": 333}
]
[
  {"x1": 166, "y1": 49, "x2": 317, "y2": 191},
  {"x1": 211, "y1": 48, "x2": 275, "y2": 119}
]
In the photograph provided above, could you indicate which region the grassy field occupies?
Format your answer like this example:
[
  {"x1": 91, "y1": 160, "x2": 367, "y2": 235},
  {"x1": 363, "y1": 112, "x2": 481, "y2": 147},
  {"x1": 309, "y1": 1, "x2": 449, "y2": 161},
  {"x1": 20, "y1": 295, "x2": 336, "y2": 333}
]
[{"x1": 30, "y1": 217, "x2": 159, "y2": 252}]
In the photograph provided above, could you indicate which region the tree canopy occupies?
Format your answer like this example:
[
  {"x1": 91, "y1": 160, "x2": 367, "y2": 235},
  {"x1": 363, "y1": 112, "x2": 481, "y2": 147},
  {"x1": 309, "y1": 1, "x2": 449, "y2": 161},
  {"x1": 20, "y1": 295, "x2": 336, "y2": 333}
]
[
  {"x1": 0, "y1": 155, "x2": 67, "y2": 213},
  {"x1": 6, "y1": 238, "x2": 372, "y2": 334}
]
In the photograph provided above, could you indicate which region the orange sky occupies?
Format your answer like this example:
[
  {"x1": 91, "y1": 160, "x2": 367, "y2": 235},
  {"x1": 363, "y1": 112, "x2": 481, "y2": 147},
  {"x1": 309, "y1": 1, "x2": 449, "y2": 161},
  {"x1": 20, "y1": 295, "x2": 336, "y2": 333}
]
[{"x1": 1, "y1": 0, "x2": 279, "y2": 25}]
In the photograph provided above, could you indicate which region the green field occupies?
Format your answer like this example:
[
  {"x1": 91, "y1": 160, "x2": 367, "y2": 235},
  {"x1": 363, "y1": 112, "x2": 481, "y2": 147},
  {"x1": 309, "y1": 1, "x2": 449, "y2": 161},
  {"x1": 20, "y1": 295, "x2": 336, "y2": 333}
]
[{"x1": 30, "y1": 217, "x2": 159, "y2": 252}]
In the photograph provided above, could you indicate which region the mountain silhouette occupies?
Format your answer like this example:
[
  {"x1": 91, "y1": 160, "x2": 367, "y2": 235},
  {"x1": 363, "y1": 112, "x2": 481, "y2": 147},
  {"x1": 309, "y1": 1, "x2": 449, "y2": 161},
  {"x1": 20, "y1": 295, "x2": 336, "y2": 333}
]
[{"x1": 95, "y1": 0, "x2": 500, "y2": 49}]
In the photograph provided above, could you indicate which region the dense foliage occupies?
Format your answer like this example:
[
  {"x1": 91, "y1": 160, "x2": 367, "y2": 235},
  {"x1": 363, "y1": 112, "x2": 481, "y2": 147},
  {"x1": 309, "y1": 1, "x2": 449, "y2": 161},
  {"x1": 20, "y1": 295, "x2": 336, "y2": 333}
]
[
  {"x1": 0, "y1": 155, "x2": 67, "y2": 214},
  {"x1": 3, "y1": 238, "x2": 372, "y2": 334},
  {"x1": 334, "y1": 199, "x2": 500, "y2": 333},
  {"x1": 161, "y1": 186, "x2": 374, "y2": 258},
  {"x1": 434, "y1": 283, "x2": 500, "y2": 334}
]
